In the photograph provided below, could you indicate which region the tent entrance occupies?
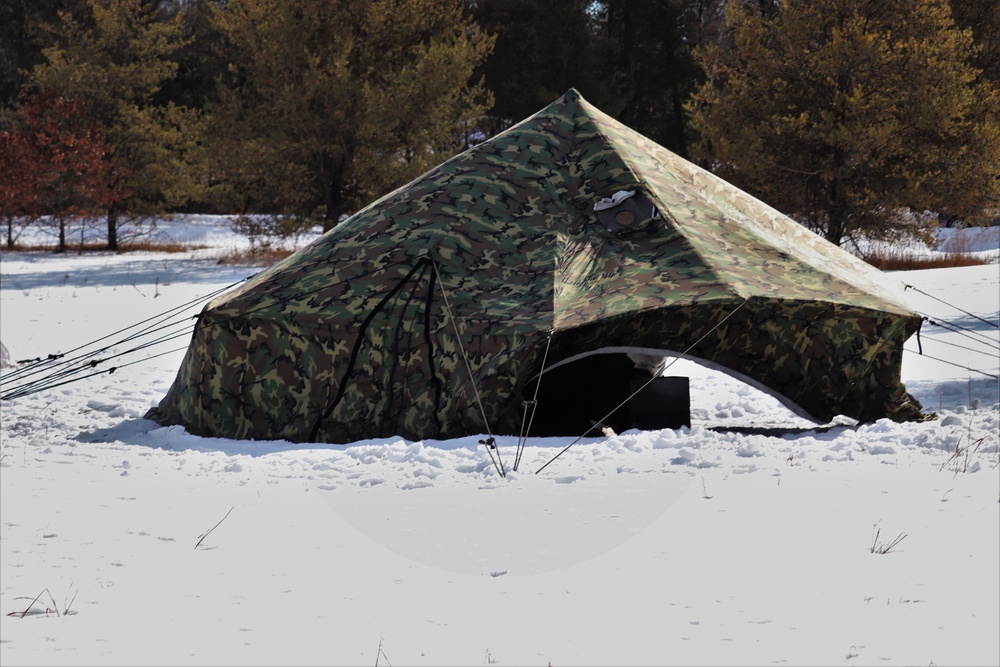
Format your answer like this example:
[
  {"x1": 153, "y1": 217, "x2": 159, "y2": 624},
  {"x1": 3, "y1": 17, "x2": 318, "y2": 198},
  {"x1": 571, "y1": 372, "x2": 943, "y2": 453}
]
[{"x1": 523, "y1": 352, "x2": 690, "y2": 436}]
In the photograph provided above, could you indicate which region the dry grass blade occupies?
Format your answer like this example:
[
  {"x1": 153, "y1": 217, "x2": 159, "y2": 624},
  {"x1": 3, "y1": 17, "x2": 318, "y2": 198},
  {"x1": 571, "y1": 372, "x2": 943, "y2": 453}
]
[
  {"x1": 7, "y1": 588, "x2": 60, "y2": 618},
  {"x1": 940, "y1": 436, "x2": 967, "y2": 472},
  {"x1": 941, "y1": 435, "x2": 989, "y2": 475},
  {"x1": 870, "y1": 522, "x2": 908, "y2": 554},
  {"x1": 195, "y1": 506, "x2": 234, "y2": 549},
  {"x1": 375, "y1": 637, "x2": 392, "y2": 667}
]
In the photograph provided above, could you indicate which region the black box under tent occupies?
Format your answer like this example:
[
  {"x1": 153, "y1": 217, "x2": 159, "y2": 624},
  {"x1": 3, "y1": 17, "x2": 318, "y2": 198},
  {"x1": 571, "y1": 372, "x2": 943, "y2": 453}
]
[
  {"x1": 524, "y1": 353, "x2": 690, "y2": 436},
  {"x1": 629, "y1": 376, "x2": 691, "y2": 430}
]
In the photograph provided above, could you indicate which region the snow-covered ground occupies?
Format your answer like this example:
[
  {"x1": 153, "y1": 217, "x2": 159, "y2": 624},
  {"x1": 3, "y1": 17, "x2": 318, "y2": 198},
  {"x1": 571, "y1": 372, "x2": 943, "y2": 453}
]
[{"x1": 1, "y1": 217, "x2": 998, "y2": 666}]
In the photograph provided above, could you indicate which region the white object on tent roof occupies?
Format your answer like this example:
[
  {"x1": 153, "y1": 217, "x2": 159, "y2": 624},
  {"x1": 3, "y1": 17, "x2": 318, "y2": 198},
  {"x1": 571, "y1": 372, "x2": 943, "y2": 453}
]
[{"x1": 593, "y1": 189, "x2": 637, "y2": 211}]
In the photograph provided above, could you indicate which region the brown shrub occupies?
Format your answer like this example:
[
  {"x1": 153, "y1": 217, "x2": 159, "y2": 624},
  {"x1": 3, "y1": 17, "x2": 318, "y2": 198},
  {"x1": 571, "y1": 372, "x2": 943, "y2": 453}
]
[
  {"x1": 215, "y1": 247, "x2": 297, "y2": 266},
  {"x1": 863, "y1": 246, "x2": 989, "y2": 271},
  {"x1": 3, "y1": 240, "x2": 206, "y2": 254}
]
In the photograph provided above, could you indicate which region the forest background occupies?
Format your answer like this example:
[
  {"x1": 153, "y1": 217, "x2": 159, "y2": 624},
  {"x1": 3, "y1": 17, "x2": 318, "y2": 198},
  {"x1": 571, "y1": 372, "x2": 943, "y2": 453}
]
[{"x1": 1, "y1": 0, "x2": 998, "y2": 256}]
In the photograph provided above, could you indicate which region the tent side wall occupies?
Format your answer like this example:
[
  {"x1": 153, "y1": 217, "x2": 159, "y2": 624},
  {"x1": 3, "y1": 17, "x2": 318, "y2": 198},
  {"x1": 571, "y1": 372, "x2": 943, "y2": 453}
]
[
  {"x1": 147, "y1": 315, "x2": 337, "y2": 441},
  {"x1": 513, "y1": 299, "x2": 924, "y2": 428},
  {"x1": 148, "y1": 294, "x2": 538, "y2": 444}
]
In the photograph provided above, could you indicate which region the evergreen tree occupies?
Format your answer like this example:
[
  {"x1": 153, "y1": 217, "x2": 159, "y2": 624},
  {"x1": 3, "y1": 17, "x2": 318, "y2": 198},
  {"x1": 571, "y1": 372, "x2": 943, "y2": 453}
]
[
  {"x1": 156, "y1": 0, "x2": 229, "y2": 111},
  {"x1": 949, "y1": 0, "x2": 1000, "y2": 83},
  {"x1": 590, "y1": 0, "x2": 708, "y2": 157},
  {"x1": 210, "y1": 0, "x2": 494, "y2": 230},
  {"x1": 27, "y1": 0, "x2": 202, "y2": 249},
  {"x1": 0, "y1": 0, "x2": 89, "y2": 112},
  {"x1": 471, "y1": 0, "x2": 714, "y2": 153},
  {"x1": 471, "y1": 0, "x2": 612, "y2": 136},
  {"x1": 688, "y1": 0, "x2": 1000, "y2": 246}
]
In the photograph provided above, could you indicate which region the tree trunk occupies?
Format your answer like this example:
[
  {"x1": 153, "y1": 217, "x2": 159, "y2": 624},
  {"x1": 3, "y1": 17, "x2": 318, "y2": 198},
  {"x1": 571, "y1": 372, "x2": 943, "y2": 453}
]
[
  {"x1": 826, "y1": 177, "x2": 847, "y2": 245},
  {"x1": 107, "y1": 207, "x2": 118, "y2": 251},
  {"x1": 665, "y1": 36, "x2": 689, "y2": 160},
  {"x1": 619, "y1": 1, "x2": 636, "y2": 127},
  {"x1": 57, "y1": 217, "x2": 66, "y2": 253},
  {"x1": 825, "y1": 150, "x2": 847, "y2": 245},
  {"x1": 320, "y1": 151, "x2": 348, "y2": 232},
  {"x1": 825, "y1": 213, "x2": 845, "y2": 246}
]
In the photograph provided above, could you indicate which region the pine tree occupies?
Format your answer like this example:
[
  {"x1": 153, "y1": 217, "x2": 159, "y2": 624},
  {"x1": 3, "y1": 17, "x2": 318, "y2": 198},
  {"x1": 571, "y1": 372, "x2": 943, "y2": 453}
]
[
  {"x1": 950, "y1": 0, "x2": 1000, "y2": 83},
  {"x1": 156, "y1": 0, "x2": 229, "y2": 111},
  {"x1": 209, "y1": 0, "x2": 494, "y2": 230},
  {"x1": 590, "y1": 0, "x2": 712, "y2": 158},
  {"x1": 472, "y1": 0, "x2": 611, "y2": 137},
  {"x1": 687, "y1": 0, "x2": 1000, "y2": 246},
  {"x1": 0, "y1": 0, "x2": 90, "y2": 112},
  {"x1": 27, "y1": 0, "x2": 202, "y2": 249}
]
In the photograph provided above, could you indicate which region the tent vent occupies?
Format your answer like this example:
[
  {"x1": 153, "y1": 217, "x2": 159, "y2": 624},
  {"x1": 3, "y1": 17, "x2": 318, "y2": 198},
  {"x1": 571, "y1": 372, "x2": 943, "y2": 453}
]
[{"x1": 593, "y1": 189, "x2": 661, "y2": 237}]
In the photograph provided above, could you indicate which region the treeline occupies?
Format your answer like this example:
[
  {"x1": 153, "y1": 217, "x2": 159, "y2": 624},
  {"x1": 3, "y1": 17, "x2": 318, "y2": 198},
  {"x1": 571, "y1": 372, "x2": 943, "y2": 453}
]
[{"x1": 1, "y1": 0, "x2": 998, "y2": 251}]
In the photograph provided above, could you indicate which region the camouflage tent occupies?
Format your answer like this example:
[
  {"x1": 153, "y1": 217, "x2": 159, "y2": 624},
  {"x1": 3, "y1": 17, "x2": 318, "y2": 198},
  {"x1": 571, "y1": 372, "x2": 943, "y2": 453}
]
[{"x1": 147, "y1": 89, "x2": 926, "y2": 444}]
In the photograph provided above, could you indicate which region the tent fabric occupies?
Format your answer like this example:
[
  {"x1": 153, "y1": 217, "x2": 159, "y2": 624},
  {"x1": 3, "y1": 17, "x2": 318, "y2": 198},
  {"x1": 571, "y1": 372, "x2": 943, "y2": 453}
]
[{"x1": 147, "y1": 89, "x2": 926, "y2": 443}]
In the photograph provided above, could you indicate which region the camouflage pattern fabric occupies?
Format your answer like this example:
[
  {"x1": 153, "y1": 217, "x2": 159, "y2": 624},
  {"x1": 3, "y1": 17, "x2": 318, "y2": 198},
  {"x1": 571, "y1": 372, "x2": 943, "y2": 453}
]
[{"x1": 147, "y1": 89, "x2": 927, "y2": 443}]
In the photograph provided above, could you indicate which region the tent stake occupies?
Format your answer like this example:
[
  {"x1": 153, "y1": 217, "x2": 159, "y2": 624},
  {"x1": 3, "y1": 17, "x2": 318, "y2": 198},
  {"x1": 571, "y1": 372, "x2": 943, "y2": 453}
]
[{"x1": 514, "y1": 329, "x2": 554, "y2": 471}]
